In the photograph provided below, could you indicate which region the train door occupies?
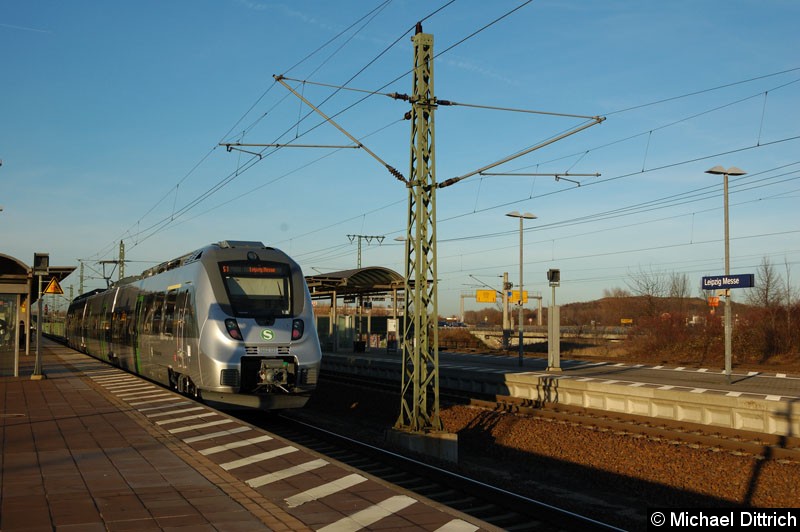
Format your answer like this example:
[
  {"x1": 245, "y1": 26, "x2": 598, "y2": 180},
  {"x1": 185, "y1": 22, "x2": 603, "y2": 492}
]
[
  {"x1": 174, "y1": 290, "x2": 188, "y2": 369},
  {"x1": 106, "y1": 288, "x2": 120, "y2": 363},
  {"x1": 78, "y1": 300, "x2": 87, "y2": 350},
  {"x1": 178, "y1": 287, "x2": 200, "y2": 383},
  {"x1": 162, "y1": 288, "x2": 180, "y2": 367},
  {"x1": 132, "y1": 294, "x2": 145, "y2": 373},
  {"x1": 84, "y1": 300, "x2": 97, "y2": 354},
  {"x1": 99, "y1": 300, "x2": 110, "y2": 361}
]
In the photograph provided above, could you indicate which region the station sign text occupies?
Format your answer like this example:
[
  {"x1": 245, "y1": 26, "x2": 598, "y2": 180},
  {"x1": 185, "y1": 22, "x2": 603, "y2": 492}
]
[{"x1": 701, "y1": 273, "x2": 755, "y2": 290}]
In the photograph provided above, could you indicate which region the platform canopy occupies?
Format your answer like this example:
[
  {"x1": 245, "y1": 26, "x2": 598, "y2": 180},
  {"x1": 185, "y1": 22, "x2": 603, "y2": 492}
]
[
  {"x1": 0, "y1": 254, "x2": 29, "y2": 294},
  {"x1": 305, "y1": 266, "x2": 404, "y2": 299},
  {"x1": 0, "y1": 254, "x2": 75, "y2": 304}
]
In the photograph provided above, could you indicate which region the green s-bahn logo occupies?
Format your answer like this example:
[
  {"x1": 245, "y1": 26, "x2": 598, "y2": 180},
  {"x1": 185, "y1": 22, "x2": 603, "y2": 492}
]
[{"x1": 260, "y1": 329, "x2": 274, "y2": 341}]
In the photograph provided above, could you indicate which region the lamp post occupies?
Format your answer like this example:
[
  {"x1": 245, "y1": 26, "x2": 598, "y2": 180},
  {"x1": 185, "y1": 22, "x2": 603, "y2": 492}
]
[
  {"x1": 506, "y1": 211, "x2": 537, "y2": 366},
  {"x1": 705, "y1": 165, "x2": 746, "y2": 383}
]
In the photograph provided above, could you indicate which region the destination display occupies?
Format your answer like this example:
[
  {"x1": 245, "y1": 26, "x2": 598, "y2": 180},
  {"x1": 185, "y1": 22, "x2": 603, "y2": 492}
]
[
  {"x1": 220, "y1": 262, "x2": 287, "y2": 276},
  {"x1": 701, "y1": 273, "x2": 754, "y2": 290}
]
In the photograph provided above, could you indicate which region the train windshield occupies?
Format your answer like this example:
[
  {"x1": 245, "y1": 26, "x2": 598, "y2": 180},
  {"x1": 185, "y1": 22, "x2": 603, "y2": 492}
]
[{"x1": 219, "y1": 261, "x2": 292, "y2": 318}]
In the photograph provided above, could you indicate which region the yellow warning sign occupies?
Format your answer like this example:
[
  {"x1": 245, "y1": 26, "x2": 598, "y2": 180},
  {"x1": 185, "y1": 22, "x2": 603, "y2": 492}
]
[
  {"x1": 509, "y1": 290, "x2": 528, "y2": 304},
  {"x1": 44, "y1": 277, "x2": 64, "y2": 295},
  {"x1": 476, "y1": 290, "x2": 497, "y2": 303}
]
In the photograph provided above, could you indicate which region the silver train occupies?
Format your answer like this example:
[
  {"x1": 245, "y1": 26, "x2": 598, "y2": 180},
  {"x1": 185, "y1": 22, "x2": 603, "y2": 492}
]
[{"x1": 65, "y1": 241, "x2": 322, "y2": 410}]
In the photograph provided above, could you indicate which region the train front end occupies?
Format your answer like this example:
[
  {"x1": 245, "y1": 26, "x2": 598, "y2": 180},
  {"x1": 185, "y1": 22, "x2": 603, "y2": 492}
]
[{"x1": 198, "y1": 242, "x2": 322, "y2": 410}]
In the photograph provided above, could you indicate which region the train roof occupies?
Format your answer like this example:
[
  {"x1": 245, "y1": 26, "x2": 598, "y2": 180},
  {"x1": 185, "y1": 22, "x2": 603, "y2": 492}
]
[
  {"x1": 71, "y1": 288, "x2": 107, "y2": 303},
  {"x1": 71, "y1": 242, "x2": 293, "y2": 302},
  {"x1": 140, "y1": 241, "x2": 283, "y2": 279}
]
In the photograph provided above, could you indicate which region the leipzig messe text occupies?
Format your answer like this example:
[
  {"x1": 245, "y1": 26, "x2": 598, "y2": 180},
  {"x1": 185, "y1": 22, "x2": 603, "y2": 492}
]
[{"x1": 701, "y1": 274, "x2": 755, "y2": 290}]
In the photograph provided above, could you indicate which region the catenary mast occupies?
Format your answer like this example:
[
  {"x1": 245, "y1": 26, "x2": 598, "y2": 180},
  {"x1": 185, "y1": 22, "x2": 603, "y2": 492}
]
[{"x1": 395, "y1": 24, "x2": 442, "y2": 432}]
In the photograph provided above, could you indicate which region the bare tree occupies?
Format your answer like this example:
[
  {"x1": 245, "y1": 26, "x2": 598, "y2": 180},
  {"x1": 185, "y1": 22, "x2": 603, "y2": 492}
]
[
  {"x1": 668, "y1": 272, "x2": 691, "y2": 298},
  {"x1": 746, "y1": 257, "x2": 785, "y2": 308},
  {"x1": 626, "y1": 266, "x2": 667, "y2": 317},
  {"x1": 744, "y1": 256, "x2": 789, "y2": 357},
  {"x1": 603, "y1": 287, "x2": 631, "y2": 298},
  {"x1": 785, "y1": 256, "x2": 796, "y2": 350},
  {"x1": 666, "y1": 271, "x2": 691, "y2": 314}
]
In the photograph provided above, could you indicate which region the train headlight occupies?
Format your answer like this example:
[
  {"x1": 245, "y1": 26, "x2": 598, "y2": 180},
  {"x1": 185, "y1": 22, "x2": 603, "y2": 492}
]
[
  {"x1": 291, "y1": 319, "x2": 304, "y2": 340},
  {"x1": 224, "y1": 318, "x2": 243, "y2": 340}
]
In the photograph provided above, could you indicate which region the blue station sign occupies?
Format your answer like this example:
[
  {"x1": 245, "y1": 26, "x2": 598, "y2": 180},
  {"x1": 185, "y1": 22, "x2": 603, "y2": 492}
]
[{"x1": 701, "y1": 273, "x2": 755, "y2": 290}]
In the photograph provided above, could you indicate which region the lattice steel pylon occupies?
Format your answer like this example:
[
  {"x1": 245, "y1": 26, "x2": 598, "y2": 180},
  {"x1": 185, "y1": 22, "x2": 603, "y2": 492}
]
[{"x1": 395, "y1": 25, "x2": 443, "y2": 433}]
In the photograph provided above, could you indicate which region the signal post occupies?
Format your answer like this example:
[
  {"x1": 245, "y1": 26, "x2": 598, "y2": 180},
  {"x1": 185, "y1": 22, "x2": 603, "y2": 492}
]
[{"x1": 547, "y1": 268, "x2": 561, "y2": 373}]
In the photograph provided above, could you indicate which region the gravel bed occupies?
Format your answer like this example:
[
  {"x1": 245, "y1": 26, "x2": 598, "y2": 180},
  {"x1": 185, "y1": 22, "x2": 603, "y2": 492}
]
[{"x1": 300, "y1": 380, "x2": 800, "y2": 531}]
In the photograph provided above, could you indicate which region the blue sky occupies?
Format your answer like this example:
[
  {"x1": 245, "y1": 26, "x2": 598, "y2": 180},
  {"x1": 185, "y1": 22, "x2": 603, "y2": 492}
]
[{"x1": 2, "y1": 1, "x2": 799, "y2": 317}]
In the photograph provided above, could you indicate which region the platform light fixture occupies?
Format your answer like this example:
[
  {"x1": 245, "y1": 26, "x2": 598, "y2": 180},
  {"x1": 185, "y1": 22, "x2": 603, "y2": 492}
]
[
  {"x1": 505, "y1": 211, "x2": 537, "y2": 367},
  {"x1": 705, "y1": 165, "x2": 746, "y2": 384}
]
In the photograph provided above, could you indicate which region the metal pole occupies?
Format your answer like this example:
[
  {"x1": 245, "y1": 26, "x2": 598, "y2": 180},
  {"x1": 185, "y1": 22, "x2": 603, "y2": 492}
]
[
  {"x1": 33, "y1": 275, "x2": 43, "y2": 378},
  {"x1": 506, "y1": 212, "x2": 535, "y2": 364},
  {"x1": 723, "y1": 172, "x2": 732, "y2": 384},
  {"x1": 706, "y1": 165, "x2": 745, "y2": 384},
  {"x1": 395, "y1": 27, "x2": 442, "y2": 433},
  {"x1": 546, "y1": 268, "x2": 562, "y2": 373},
  {"x1": 502, "y1": 272, "x2": 510, "y2": 350},
  {"x1": 518, "y1": 217, "x2": 524, "y2": 366},
  {"x1": 119, "y1": 240, "x2": 125, "y2": 280}
]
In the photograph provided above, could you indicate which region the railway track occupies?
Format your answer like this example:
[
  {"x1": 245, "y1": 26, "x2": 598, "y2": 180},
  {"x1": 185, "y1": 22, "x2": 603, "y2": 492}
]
[
  {"x1": 237, "y1": 409, "x2": 623, "y2": 532},
  {"x1": 304, "y1": 371, "x2": 800, "y2": 524},
  {"x1": 322, "y1": 369, "x2": 800, "y2": 463},
  {"x1": 483, "y1": 396, "x2": 800, "y2": 462}
]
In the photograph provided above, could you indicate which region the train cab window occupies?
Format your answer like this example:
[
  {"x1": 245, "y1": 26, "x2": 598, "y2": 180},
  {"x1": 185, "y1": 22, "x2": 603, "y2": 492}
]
[{"x1": 219, "y1": 261, "x2": 292, "y2": 318}]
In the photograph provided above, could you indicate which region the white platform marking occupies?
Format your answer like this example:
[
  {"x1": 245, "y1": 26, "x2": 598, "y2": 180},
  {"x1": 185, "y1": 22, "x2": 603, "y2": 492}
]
[
  {"x1": 117, "y1": 390, "x2": 167, "y2": 399},
  {"x1": 182, "y1": 426, "x2": 251, "y2": 443},
  {"x1": 221, "y1": 446, "x2": 298, "y2": 471},
  {"x1": 167, "y1": 419, "x2": 237, "y2": 434},
  {"x1": 129, "y1": 397, "x2": 179, "y2": 406},
  {"x1": 435, "y1": 521, "x2": 480, "y2": 532},
  {"x1": 285, "y1": 473, "x2": 367, "y2": 508},
  {"x1": 317, "y1": 495, "x2": 417, "y2": 532},
  {"x1": 137, "y1": 401, "x2": 192, "y2": 412},
  {"x1": 200, "y1": 434, "x2": 274, "y2": 455},
  {"x1": 246, "y1": 458, "x2": 328, "y2": 488},
  {"x1": 104, "y1": 384, "x2": 154, "y2": 392},
  {"x1": 156, "y1": 413, "x2": 220, "y2": 426},
  {"x1": 146, "y1": 406, "x2": 205, "y2": 418}
]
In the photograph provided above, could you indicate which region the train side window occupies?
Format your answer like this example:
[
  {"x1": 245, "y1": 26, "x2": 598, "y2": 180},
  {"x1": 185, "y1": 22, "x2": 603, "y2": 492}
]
[
  {"x1": 142, "y1": 292, "x2": 160, "y2": 334},
  {"x1": 163, "y1": 289, "x2": 178, "y2": 336},
  {"x1": 179, "y1": 289, "x2": 197, "y2": 339},
  {"x1": 151, "y1": 297, "x2": 163, "y2": 335}
]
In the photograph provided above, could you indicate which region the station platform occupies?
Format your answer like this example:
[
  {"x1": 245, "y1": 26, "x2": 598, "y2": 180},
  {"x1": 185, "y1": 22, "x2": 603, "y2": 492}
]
[
  {"x1": 0, "y1": 340, "x2": 492, "y2": 532},
  {"x1": 322, "y1": 348, "x2": 800, "y2": 436}
]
